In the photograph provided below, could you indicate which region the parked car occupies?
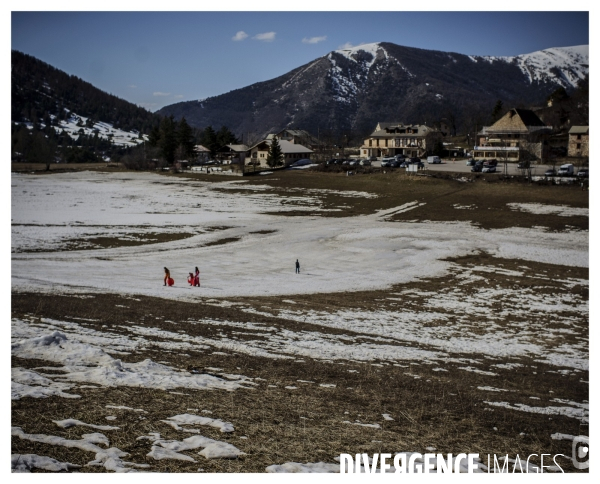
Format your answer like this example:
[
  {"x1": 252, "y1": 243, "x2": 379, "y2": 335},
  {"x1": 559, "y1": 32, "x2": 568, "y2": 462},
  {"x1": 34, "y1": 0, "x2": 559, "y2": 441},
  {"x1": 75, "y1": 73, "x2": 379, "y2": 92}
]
[
  {"x1": 577, "y1": 169, "x2": 589, "y2": 178},
  {"x1": 394, "y1": 154, "x2": 406, "y2": 161},
  {"x1": 427, "y1": 156, "x2": 442, "y2": 164},
  {"x1": 482, "y1": 165, "x2": 497, "y2": 173},
  {"x1": 471, "y1": 161, "x2": 484, "y2": 172},
  {"x1": 544, "y1": 169, "x2": 556, "y2": 177},
  {"x1": 326, "y1": 159, "x2": 338, "y2": 165},
  {"x1": 466, "y1": 159, "x2": 476, "y2": 166},
  {"x1": 381, "y1": 159, "x2": 394, "y2": 167},
  {"x1": 368, "y1": 156, "x2": 378, "y2": 161},
  {"x1": 557, "y1": 163, "x2": 574, "y2": 176},
  {"x1": 342, "y1": 160, "x2": 350, "y2": 165},
  {"x1": 349, "y1": 160, "x2": 358, "y2": 166},
  {"x1": 291, "y1": 158, "x2": 312, "y2": 167},
  {"x1": 409, "y1": 157, "x2": 424, "y2": 168},
  {"x1": 360, "y1": 159, "x2": 371, "y2": 166}
]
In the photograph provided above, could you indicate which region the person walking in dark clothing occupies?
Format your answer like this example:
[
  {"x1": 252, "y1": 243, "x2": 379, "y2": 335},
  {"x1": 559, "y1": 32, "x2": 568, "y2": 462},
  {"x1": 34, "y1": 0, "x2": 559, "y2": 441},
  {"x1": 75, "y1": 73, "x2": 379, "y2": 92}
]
[{"x1": 295, "y1": 259, "x2": 300, "y2": 274}]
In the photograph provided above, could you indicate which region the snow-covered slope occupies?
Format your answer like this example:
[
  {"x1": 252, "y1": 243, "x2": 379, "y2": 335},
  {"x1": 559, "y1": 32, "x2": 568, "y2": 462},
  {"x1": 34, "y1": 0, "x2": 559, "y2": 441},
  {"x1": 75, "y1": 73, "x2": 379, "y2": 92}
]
[
  {"x1": 324, "y1": 42, "x2": 588, "y2": 105},
  {"x1": 477, "y1": 45, "x2": 589, "y2": 88},
  {"x1": 53, "y1": 112, "x2": 149, "y2": 147}
]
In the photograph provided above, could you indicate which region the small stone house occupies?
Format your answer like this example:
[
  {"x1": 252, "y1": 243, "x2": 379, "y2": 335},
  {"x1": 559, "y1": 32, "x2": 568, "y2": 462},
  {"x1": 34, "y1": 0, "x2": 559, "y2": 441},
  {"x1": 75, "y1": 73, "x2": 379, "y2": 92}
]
[{"x1": 568, "y1": 126, "x2": 589, "y2": 158}]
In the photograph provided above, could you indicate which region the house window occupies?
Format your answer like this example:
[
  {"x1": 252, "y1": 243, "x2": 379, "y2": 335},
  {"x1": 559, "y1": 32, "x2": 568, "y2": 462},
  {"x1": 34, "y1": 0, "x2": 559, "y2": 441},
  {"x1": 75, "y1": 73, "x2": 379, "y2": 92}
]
[
  {"x1": 369, "y1": 140, "x2": 372, "y2": 147},
  {"x1": 376, "y1": 139, "x2": 380, "y2": 147},
  {"x1": 577, "y1": 143, "x2": 581, "y2": 150},
  {"x1": 577, "y1": 134, "x2": 582, "y2": 140}
]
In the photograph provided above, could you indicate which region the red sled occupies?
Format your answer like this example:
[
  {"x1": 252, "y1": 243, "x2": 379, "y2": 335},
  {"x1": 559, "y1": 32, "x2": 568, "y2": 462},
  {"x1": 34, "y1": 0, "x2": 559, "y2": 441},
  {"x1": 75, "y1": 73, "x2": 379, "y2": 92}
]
[
  {"x1": 167, "y1": 277, "x2": 175, "y2": 286},
  {"x1": 187, "y1": 275, "x2": 194, "y2": 285}
]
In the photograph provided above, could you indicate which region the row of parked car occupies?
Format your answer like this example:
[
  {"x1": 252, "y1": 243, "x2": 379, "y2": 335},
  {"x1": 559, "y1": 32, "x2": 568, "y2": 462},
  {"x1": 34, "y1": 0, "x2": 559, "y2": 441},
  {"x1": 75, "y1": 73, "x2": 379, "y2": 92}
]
[
  {"x1": 468, "y1": 159, "x2": 498, "y2": 173},
  {"x1": 381, "y1": 156, "x2": 425, "y2": 168},
  {"x1": 326, "y1": 158, "x2": 372, "y2": 166},
  {"x1": 543, "y1": 165, "x2": 589, "y2": 178},
  {"x1": 467, "y1": 159, "x2": 589, "y2": 177}
]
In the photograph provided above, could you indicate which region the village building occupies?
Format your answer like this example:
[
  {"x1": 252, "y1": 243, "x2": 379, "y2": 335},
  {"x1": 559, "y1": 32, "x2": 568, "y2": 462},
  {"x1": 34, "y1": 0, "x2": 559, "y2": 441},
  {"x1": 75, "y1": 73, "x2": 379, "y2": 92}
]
[
  {"x1": 194, "y1": 144, "x2": 211, "y2": 160},
  {"x1": 247, "y1": 138, "x2": 313, "y2": 167},
  {"x1": 217, "y1": 144, "x2": 249, "y2": 165},
  {"x1": 272, "y1": 129, "x2": 321, "y2": 150},
  {"x1": 360, "y1": 123, "x2": 441, "y2": 158},
  {"x1": 567, "y1": 126, "x2": 589, "y2": 158},
  {"x1": 473, "y1": 108, "x2": 551, "y2": 161}
]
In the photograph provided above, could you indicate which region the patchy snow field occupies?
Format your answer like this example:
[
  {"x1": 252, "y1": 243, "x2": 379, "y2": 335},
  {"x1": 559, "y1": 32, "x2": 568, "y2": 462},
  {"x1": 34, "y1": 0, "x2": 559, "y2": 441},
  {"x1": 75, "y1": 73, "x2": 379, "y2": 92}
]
[
  {"x1": 11, "y1": 171, "x2": 588, "y2": 473},
  {"x1": 11, "y1": 171, "x2": 587, "y2": 300}
]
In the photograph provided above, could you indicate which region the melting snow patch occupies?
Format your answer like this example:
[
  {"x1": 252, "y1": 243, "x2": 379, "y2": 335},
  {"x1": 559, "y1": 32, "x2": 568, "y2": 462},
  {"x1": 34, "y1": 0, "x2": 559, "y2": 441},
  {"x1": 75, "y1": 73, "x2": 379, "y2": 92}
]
[
  {"x1": 140, "y1": 432, "x2": 245, "y2": 460},
  {"x1": 11, "y1": 367, "x2": 80, "y2": 400},
  {"x1": 12, "y1": 427, "x2": 147, "y2": 472},
  {"x1": 11, "y1": 454, "x2": 81, "y2": 473},
  {"x1": 507, "y1": 203, "x2": 588, "y2": 217},
  {"x1": 342, "y1": 421, "x2": 381, "y2": 429},
  {"x1": 484, "y1": 401, "x2": 589, "y2": 422},
  {"x1": 162, "y1": 413, "x2": 234, "y2": 433},
  {"x1": 11, "y1": 320, "x2": 248, "y2": 392},
  {"x1": 53, "y1": 419, "x2": 119, "y2": 431},
  {"x1": 267, "y1": 462, "x2": 339, "y2": 473}
]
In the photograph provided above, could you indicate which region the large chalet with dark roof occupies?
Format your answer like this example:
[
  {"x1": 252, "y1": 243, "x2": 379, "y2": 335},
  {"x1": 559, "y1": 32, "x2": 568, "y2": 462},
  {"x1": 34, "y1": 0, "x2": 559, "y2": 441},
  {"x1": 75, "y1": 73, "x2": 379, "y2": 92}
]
[{"x1": 473, "y1": 109, "x2": 551, "y2": 161}]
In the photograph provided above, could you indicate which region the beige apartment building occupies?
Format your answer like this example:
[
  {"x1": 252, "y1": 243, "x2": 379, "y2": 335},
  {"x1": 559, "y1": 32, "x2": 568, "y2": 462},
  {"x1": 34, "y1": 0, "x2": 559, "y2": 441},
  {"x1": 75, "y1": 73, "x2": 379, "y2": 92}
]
[{"x1": 360, "y1": 123, "x2": 441, "y2": 158}]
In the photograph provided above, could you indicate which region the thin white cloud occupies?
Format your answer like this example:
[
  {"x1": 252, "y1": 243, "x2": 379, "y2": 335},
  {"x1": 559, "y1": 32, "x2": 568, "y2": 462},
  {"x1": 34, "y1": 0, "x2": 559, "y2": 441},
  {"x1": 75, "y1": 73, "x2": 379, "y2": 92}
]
[
  {"x1": 174, "y1": 95, "x2": 184, "y2": 99},
  {"x1": 128, "y1": 84, "x2": 137, "y2": 88},
  {"x1": 232, "y1": 31, "x2": 248, "y2": 41},
  {"x1": 253, "y1": 32, "x2": 276, "y2": 42},
  {"x1": 302, "y1": 36, "x2": 327, "y2": 44},
  {"x1": 153, "y1": 92, "x2": 171, "y2": 97}
]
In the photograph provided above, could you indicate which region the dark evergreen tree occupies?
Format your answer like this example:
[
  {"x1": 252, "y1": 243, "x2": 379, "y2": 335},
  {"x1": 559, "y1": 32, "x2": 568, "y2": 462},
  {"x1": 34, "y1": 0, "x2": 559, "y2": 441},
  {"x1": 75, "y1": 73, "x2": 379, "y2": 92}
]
[
  {"x1": 216, "y1": 125, "x2": 238, "y2": 148},
  {"x1": 491, "y1": 100, "x2": 504, "y2": 123},
  {"x1": 177, "y1": 117, "x2": 196, "y2": 159},
  {"x1": 200, "y1": 126, "x2": 218, "y2": 158},
  {"x1": 148, "y1": 125, "x2": 161, "y2": 147},
  {"x1": 266, "y1": 136, "x2": 283, "y2": 167},
  {"x1": 547, "y1": 87, "x2": 569, "y2": 105},
  {"x1": 159, "y1": 115, "x2": 177, "y2": 164}
]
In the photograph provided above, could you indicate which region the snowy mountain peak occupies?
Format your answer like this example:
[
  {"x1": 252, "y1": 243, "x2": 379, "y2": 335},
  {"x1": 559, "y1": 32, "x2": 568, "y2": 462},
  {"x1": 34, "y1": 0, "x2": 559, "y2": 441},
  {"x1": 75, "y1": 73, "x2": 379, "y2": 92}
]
[
  {"x1": 334, "y1": 42, "x2": 384, "y2": 57},
  {"x1": 476, "y1": 45, "x2": 589, "y2": 89}
]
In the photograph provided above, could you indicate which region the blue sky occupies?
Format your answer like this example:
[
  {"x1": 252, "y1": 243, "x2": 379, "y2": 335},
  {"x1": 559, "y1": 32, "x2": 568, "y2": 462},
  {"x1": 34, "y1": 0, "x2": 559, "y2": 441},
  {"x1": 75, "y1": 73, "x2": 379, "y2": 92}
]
[{"x1": 11, "y1": 10, "x2": 589, "y2": 112}]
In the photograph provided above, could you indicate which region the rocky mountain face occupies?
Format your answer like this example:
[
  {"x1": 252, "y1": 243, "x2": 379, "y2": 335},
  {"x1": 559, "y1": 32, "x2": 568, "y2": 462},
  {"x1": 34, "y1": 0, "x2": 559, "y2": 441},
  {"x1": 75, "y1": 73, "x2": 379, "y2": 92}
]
[{"x1": 158, "y1": 42, "x2": 588, "y2": 137}]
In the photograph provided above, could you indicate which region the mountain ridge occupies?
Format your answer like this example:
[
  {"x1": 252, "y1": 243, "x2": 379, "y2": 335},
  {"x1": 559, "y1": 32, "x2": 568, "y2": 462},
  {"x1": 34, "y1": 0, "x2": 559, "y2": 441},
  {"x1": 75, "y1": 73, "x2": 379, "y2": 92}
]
[{"x1": 158, "y1": 42, "x2": 588, "y2": 138}]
